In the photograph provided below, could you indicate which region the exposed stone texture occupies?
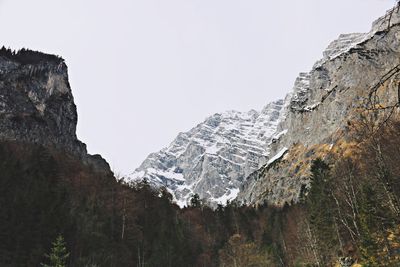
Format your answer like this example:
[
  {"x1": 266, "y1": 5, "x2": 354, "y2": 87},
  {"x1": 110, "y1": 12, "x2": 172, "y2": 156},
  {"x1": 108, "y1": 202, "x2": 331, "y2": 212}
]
[
  {"x1": 0, "y1": 48, "x2": 111, "y2": 174},
  {"x1": 128, "y1": 101, "x2": 284, "y2": 207},
  {"x1": 128, "y1": 6, "x2": 400, "y2": 208},
  {"x1": 238, "y1": 6, "x2": 400, "y2": 206}
]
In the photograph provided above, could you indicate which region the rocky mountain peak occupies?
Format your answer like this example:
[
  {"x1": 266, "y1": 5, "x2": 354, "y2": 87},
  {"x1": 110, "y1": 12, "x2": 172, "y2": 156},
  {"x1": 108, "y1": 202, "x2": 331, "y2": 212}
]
[
  {"x1": 129, "y1": 5, "x2": 400, "y2": 208},
  {"x1": 128, "y1": 100, "x2": 285, "y2": 207},
  {"x1": 239, "y1": 5, "x2": 400, "y2": 205}
]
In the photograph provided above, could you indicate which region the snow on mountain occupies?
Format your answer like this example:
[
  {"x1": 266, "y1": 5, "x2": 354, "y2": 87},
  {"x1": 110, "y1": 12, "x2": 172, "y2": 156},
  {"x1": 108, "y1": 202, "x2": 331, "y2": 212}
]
[
  {"x1": 238, "y1": 5, "x2": 400, "y2": 206},
  {"x1": 126, "y1": 5, "x2": 400, "y2": 208},
  {"x1": 127, "y1": 100, "x2": 284, "y2": 207}
]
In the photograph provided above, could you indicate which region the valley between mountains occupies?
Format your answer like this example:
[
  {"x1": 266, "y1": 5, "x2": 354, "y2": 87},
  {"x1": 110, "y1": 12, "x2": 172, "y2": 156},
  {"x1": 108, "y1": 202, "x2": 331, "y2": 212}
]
[{"x1": 1, "y1": 4, "x2": 400, "y2": 267}]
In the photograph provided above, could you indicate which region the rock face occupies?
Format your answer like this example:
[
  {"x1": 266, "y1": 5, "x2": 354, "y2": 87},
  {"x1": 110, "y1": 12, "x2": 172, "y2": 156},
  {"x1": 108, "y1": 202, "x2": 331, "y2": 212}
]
[
  {"x1": 238, "y1": 6, "x2": 400, "y2": 205},
  {"x1": 0, "y1": 48, "x2": 110, "y2": 173},
  {"x1": 131, "y1": 5, "x2": 400, "y2": 208},
  {"x1": 128, "y1": 100, "x2": 284, "y2": 207}
]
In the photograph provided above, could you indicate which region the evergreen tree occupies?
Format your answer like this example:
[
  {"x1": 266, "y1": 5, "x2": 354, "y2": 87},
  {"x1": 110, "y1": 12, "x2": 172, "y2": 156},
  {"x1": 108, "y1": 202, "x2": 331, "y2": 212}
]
[
  {"x1": 306, "y1": 158, "x2": 338, "y2": 266},
  {"x1": 41, "y1": 234, "x2": 69, "y2": 267},
  {"x1": 190, "y1": 193, "x2": 202, "y2": 208}
]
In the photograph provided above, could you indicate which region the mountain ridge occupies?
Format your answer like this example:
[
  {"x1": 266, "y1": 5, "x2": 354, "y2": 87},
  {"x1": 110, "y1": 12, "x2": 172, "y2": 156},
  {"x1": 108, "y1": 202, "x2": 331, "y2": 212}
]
[
  {"x1": 1, "y1": 5, "x2": 400, "y2": 266},
  {"x1": 128, "y1": 5, "x2": 400, "y2": 208},
  {"x1": 239, "y1": 4, "x2": 400, "y2": 205},
  {"x1": 128, "y1": 99, "x2": 284, "y2": 206}
]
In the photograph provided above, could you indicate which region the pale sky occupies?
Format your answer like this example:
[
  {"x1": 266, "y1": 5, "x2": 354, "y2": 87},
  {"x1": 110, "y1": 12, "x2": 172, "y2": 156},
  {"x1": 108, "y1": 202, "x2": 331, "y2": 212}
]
[{"x1": 0, "y1": 0, "x2": 395, "y2": 174}]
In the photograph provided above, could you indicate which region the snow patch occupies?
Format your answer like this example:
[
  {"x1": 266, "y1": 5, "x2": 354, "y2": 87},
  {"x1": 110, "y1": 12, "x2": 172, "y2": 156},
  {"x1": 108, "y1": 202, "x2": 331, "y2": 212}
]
[
  {"x1": 128, "y1": 168, "x2": 184, "y2": 183},
  {"x1": 129, "y1": 170, "x2": 145, "y2": 181},
  {"x1": 205, "y1": 143, "x2": 220, "y2": 155},
  {"x1": 304, "y1": 102, "x2": 321, "y2": 112},
  {"x1": 148, "y1": 168, "x2": 185, "y2": 182},
  {"x1": 272, "y1": 129, "x2": 288, "y2": 141},
  {"x1": 210, "y1": 188, "x2": 240, "y2": 205},
  {"x1": 267, "y1": 147, "x2": 288, "y2": 166}
]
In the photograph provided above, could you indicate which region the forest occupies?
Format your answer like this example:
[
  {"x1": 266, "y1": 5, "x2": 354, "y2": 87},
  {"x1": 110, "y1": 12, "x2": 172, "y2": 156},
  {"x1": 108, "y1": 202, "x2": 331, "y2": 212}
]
[{"x1": 1, "y1": 110, "x2": 400, "y2": 267}]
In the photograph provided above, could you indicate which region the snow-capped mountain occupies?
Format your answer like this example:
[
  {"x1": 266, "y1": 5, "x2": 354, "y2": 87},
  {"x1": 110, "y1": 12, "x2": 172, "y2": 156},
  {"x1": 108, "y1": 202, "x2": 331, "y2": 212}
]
[
  {"x1": 127, "y1": 100, "x2": 285, "y2": 207},
  {"x1": 128, "y1": 6, "x2": 400, "y2": 208}
]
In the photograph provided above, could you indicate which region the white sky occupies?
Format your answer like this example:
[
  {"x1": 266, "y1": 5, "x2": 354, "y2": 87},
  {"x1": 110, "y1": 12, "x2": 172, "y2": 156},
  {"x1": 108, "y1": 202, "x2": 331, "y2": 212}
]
[{"x1": 0, "y1": 0, "x2": 395, "y2": 174}]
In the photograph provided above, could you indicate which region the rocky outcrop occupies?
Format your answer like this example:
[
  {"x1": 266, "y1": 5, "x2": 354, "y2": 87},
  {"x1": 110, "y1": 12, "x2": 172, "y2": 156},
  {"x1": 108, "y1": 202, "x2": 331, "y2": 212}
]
[
  {"x1": 0, "y1": 48, "x2": 111, "y2": 173},
  {"x1": 238, "y1": 5, "x2": 400, "y2": 205},
  {"x1": 128, "y1": 100, "x2": 284, "y2": 207},
  {"x1": 129, "y1": 5, "x2": 400, "y2": 208}
]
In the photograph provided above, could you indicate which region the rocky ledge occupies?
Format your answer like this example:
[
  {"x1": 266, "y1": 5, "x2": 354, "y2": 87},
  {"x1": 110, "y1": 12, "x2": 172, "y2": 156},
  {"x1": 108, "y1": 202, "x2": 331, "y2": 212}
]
[{"x1": 0, "y1": 48, "x2": 110, "y2": 173}]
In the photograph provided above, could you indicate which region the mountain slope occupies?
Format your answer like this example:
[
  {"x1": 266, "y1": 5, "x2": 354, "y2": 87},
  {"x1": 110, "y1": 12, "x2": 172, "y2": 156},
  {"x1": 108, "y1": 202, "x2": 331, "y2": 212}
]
[
  {"x1": 0, "y1": 48, "x2": 221, "y2": 267},
  {"x1": 0, "y1": 47, "x2": 110, "y2": 173},
  {"x1": 239, "y1": 5, "x2": 400, "y2": 205},
  {"x1": 2, "y1": 5, "x2": 400, "y2": 266},
  {"x1": 128, "y1": 100, "x2": 285, "y2": 206},
  {"x1": 129, "y1": 5, "x2": 400, "y2": 208}
]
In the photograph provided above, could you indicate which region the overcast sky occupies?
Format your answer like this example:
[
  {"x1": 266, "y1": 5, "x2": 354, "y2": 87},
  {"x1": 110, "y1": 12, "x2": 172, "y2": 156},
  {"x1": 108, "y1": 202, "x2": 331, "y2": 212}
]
[{"x1": 0, "y1": 0, "x2": 395, "y2": 174}]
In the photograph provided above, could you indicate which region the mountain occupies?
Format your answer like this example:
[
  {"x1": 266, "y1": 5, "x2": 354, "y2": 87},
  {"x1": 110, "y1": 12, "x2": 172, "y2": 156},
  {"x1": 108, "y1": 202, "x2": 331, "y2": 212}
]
[
  {"x1": 2, "y1": 5, "x2": 400, "y2": 266},
  {"x1": 0, "y1": 47, "x2": 228, "y2": 267},
  {"x1": 128, "y1": 100, "x2": 285, "y2": 206},
  {"x1": 0, "y1": 47, "x2": 110, "y2": 173},
  {"x1": 238, "y1": 5, "x2": 400, "y2": 205},
  {"x1": 129, "y1": 5, "x2": 400, "y2": 209}
]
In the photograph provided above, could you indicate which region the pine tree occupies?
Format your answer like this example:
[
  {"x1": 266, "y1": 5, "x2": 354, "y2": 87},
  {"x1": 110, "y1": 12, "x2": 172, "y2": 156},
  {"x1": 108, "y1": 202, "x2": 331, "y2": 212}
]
[
  {"x1": 41, "y1": 234, "x2": 69, "y2": 267},
  {"x1": 190, "y1": 193, "x2": 201, "y2": 208},
  {"x1": 306, "y1": 158, "x2": 338, "y2": 266}
]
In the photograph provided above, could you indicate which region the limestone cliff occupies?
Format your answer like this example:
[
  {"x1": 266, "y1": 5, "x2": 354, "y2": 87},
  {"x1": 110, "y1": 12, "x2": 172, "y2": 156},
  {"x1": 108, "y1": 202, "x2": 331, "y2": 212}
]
[
  {"x1": 128, "y1": 5, "x2": 400, "y2": 208},
  {"x1": 238, "y1": 5, "x2": 400, "y2": 205},
  {"x1": 0, "y1": 48, "x2": 110, "y2": 173},
  {"x1": 128, "y1": 101, "x2": 284, "y2": 207}
]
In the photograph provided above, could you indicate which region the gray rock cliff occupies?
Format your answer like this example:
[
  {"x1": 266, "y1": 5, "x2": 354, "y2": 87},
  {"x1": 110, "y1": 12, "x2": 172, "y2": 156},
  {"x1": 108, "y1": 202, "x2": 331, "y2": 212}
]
[
  {"x1": 0, "y1": 48, "x2": 111, "y2": 173},
  {"x1": 238, "y1": 5, "x2": 400, "y2": 205},
  {"x1": 128, "y1": 100, "x2": 284, "y2": 207},
  {"x1": 130, "y1": 5, "x2": 400, "y2": 208}
]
